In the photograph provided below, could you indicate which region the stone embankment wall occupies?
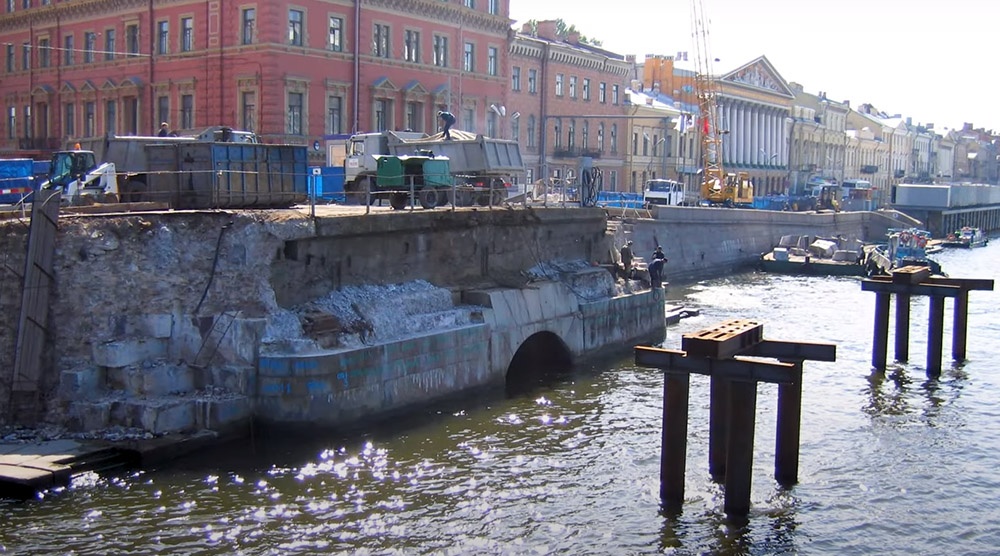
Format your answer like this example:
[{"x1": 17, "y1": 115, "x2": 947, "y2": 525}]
[
  {"x1": 618, "y1": 206, "x2": 908, "y2": 282},
  {"x1": 0, "y1": 207, "x2": 620, "y2": 431}
]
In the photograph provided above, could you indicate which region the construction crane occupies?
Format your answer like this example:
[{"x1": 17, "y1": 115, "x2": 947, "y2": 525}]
[{"x1": 690, "y1": 0, "x2": 754, "y2": 207}]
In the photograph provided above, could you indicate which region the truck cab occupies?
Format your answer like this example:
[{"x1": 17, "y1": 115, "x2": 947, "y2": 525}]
[{"x1": 643, "y1": 179, "x2": 685, "y2": 208}]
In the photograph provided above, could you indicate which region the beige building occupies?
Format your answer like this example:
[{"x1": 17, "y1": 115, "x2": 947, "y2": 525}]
[{"x1": 622, "y1": 89, "x2": 681, "y2": 194}]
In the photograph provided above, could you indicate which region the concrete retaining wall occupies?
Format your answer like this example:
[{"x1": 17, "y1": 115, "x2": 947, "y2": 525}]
[{"x1": 621, "y1": 206, "x2": 912, "y2": 283}]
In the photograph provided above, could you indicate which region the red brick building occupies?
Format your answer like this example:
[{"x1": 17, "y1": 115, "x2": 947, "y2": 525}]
[
  {"x1": 0, "y1": 0, "x2": 511, "y2": 160},
  {"x1": 509, "y1": 21, "x2": 632, "y2": 189}
]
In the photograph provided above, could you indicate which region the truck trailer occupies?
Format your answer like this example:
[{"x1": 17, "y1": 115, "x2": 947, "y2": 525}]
[{"x1": 340, "y1": 130, "x2": 524, "y2": 205}]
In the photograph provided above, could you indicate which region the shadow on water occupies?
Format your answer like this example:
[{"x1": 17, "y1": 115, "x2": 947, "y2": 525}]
[{"x1": 863, "y1": 360, "x2": 968, "y2": 425}]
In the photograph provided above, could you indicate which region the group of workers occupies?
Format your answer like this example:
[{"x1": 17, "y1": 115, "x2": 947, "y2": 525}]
[{"x1": 619, "y1": 240, "x2": 668, "y2": 288}]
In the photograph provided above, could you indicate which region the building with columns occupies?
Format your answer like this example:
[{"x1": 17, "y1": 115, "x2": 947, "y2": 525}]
[
  {"x1": 786, "y1": 84, "x2": 849, "y2": 191},
  {"x1": 0, "y1": 0, "x2": 512, "y2": 162},
  {"x1": 714, "y1": 57, "x2": 795, "y2": 196}
]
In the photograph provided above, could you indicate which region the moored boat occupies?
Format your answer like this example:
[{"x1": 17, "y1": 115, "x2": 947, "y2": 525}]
[
  {"x1": 940, "y1": 226, "x2": 988, "y2": 249},
  {"x1": 869, "y1": 228, "x2": 945, "y2": 276}
]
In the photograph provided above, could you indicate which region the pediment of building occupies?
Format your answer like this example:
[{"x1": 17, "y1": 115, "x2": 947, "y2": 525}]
[{"x1": 720, "y1": 56, "x2": 795, "y2": 98}]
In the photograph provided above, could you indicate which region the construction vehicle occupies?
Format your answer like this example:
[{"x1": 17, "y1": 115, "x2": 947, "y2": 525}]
[
  {"x1": 643, "y1": 178, "x2": 685, "y2": 208},
  {"x1": 373, "y1": 154, "x2": 454, "y2": 210},
  {"x1": 337, "y1": 129, "x2": 524, "y2": 205},
  {"x1": 41, "y1": 150, "x2": 119, "y2": 204},
  {"x1": 691, "y1": 0, "x2": 754, "y2": 208},
  {"x1": 43, "y1": 127, "x2": 307, "y2": 208}
]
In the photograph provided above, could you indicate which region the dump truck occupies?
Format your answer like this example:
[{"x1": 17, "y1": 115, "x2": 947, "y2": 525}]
[
  {"x1": 45, "y1": 127, "x2": 307, "y2": 208},
  {"x1": 340, "y1": 129, "x2": 524, "y2": 205}
]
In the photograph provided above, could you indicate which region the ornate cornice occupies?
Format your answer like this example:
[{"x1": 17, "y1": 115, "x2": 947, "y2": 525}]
[{"x1": 364, "y1": 0, "x2": 512, "y2": 37}]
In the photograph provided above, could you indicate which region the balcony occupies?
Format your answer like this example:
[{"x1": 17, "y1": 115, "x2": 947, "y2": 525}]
[
  {"x1": 552, "y1": 147, "x2": 602, "y2": 159},
  {"x1": 860, "y1": 165, "x2": 878, "y2": 174}
]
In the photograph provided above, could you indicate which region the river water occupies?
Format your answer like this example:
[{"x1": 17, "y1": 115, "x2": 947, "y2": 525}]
[{"x1": 3, "y1": 242, "x2": 999, "y2": 555}]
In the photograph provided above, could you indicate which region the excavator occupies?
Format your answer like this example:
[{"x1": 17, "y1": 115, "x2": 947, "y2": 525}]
[
  {"x1": 691, "y1": 0, "x2": 754, "y2": 208},
  {"x1": 41, "y1": 148, "x2": 119, "y2": 204}
]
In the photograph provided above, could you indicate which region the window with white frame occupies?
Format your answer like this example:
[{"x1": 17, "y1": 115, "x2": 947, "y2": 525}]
[
  {"x1": 463, "y1": 42, "x2": 474, "y2": 72},
  {"x1": 288, "y1": 10, "x2": 303, "y2": 46},
  {"x1": 404, "y1": 30, "x2": 420, "y2": 62},
  {"x1": 329, "y1": 16, "x2": 343, "y2": 51},
  {"x1": 374, "y1": 24, "x2": 390, "y2": 58}
]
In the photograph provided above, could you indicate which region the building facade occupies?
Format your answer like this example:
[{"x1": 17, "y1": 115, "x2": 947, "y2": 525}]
[
  {"x1": 0, "y1": 0, "x2": 511, "y2": 160},
  {"x1": 508, "y1": 21, "x2": 632, "y2": 190}
]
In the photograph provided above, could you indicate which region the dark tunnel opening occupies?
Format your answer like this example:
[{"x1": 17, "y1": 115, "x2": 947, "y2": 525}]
[{"x1": 505, "y1": 331, "x2": 574, "y2": 396}]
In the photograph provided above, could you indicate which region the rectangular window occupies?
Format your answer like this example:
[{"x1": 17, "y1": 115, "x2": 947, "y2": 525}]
[
  {"x1": 555, "y1": 74, "x2": 563, "y2": 96},
  {"x1": 328, "y1": 16, "x2": 343, "y2": 51},
  {"x1": 487, "y1": 46, "x2": 497, "y2": 76},
  {"x1": 511, "y1": 66, "x2": 521, "y2": 91},
  {"x1": 328, "y1": 96, "x2": 343, "y2": 134},
  {"x1": 488, "y1": 0, "x2": 499, "y2": 14},
  {"x1": 23, "y1": 104, "x2": 31, "y2": 139},
  {"x1": 526, "y1": 116, "x2": 535, "y2": 148},
  {"x1": 373, "y1": 23, "x2": 390, "y2": 58},
  {"x1": 511, "y1": 118, "x2": 519, "y2": 142},
  {"x1": 157, "y1": 96, "x2": 169, "y2": 129},
  {"x1": 21, "y1": 43, "x2": 29, "y2": 71},
  {"x1": 242, "y1": 92, "x2": 256, "y2": 132},
  {"x1": 405, "y1": 101, "x2": 421, "y2": 132},
  {"x1": 569, "y1": 76, "x2": 577, "y2": 99},
  {"x1": 486, "y1": 111, "x2": 497, "y2": 138},
  {"x1": 181, "y1": 94, "x2": 193, "y2": 128},
  {"x1": 528, "y1": 69, "x2": 537, "y2": 93},
  {"x1": 126, "y1": 24, "x2": 140, "y2": 56},
  {"x1": 583, "y1": 78, "x2": 590, "y2": 101},
  {"x1": 404, "y1": 30, "x2": 420, "y2": 63},
  {"x1": 433, "y1": 35, "x2": 448, "y2": 67},
  {"x1": 104, "y1": 30, "x2": 115, "y2": 61},
  {"x1": 374, "y1": 99, "x2": 388, "y2": 131},
  {"x1": 612, "y1": 85, "x2": 620, "y2": 105},
  {"x1": 288, "y1": 10, "x2": 303, "y2": 46},
  {"x1": 463, "y1": 42, "x2": 474, "y2": 72},
  {"x1": 599, "y1": 82, "x2": 606, "y2": 103},
  {"x1": 463, "y1": 108, "x2": 474, "y2": 132},
  {"x1": 84, "y1": 102, "x2": 95, "y2": 137},
  {"x1": 105, "y1": 100, "x2": 116, "y2": 135},
  {"x1": 181, "y1": 17, "x2": 193, "y2": 52},
  {"x1": 157, "y1": 21, "x2": 168, "y2": 55},
  {"x1": 287, "y1": 92, "x2": 303, "y2": 134},
  {"x1": 63, "y1": 103, "x2": 75, "y2": 136},
  {"x1": 463, "y1": 0, "x2": 474, "y2": 7},
  {"x1": 5, "y1": 44, "x2": 13, "y2": 72},
  {"x1": 63, "y1": 35, "x2": 74, "y2": 65},
  {"x1": 84, "y1": 32, "x2": 96, "y2": 63},
  {"x1": 242, "y1": 8, "x2": 255, "y2": 45},
  {"x1": 7, "y1": 107, "x2": 14, "y2": 139},
  {"x1": 39, "y1": 38, "x2": 50, "y2": 67}
]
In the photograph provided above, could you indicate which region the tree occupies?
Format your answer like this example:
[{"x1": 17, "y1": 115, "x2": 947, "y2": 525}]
[{"x1": 523, "y1": 19, "x2": 603, "y2": 47}]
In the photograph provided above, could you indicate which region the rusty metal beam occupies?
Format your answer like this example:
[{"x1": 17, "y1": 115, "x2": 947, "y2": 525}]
[
  {"x1": 682, "y1": 319, "x2": 763, "y2": 359},
  {"x1": 861, "y1": 280, "x2": 961, "y2": 298},
  {"x1": 635, "y1": 346, "x2": 797, "y2": 384},
  {"x1": 744, "y1": 339, "x2": 836, "y2": 362}
]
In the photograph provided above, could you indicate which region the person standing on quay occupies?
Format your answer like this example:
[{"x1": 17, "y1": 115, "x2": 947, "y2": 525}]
[
  {"x1": 649, "y1": 245, "x2": 668, "y2": 288},
  {"x1": 619, "y1": 240, "x2": 634, "y2": 279}
]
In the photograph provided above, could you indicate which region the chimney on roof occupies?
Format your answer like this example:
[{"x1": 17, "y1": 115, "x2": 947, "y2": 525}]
[
  {"x1": 521, "y1": 22, "x2": 533, "y2": 34},
  {"x1": 566, "y1": 31, "x2": 581, "y2": 45},
  {"x1": 536, "y1": 20, "x2": 558, "y2": 41},
  {"x1": 626, "y1": 54, "x2": 636, "y2": 63}
]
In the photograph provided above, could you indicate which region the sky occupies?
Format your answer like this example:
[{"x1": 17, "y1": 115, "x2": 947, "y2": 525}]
[{"x1": 510, "y1": 0, "x2": 1000, "y2": 134}]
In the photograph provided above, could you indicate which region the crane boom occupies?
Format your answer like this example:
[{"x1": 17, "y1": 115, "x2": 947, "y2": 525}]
[{"x1": 690, "y1": 0, "x2": 753, "y2": 207}]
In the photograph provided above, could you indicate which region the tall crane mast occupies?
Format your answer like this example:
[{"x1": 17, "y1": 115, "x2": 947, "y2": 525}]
[{"x1": 690, "y1": 0, "x2": 754, "y2": 207}]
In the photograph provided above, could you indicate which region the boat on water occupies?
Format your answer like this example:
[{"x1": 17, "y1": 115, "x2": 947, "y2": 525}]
[
  {"x1": 940, "y1": 226, "x2": 989, "y2": 249},
  {"x1": 759, "y1": 234, "x2": 874, "y2": 276},
  {"x1": 869, "y1": 228, "x2": 945, "y2": 276}
]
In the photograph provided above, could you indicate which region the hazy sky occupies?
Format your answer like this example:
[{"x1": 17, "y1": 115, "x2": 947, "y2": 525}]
[{"x1": 510, "y1": 0, "x2": 999, "y2": 134}]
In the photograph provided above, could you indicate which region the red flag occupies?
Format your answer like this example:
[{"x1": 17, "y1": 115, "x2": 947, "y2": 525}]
[{"x1": 702, "y1": 117, "x2": 710, "y2": 135}]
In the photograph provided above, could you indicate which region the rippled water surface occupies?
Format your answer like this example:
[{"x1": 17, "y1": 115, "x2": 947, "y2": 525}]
[{"x1": 3, "y1": 242, "x2": 1000, "y2": 555}]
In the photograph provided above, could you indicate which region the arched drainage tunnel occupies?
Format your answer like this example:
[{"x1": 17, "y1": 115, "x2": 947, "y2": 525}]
[{"x1": 505, "y1": 331, "x2": 574, "y2": 395}]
